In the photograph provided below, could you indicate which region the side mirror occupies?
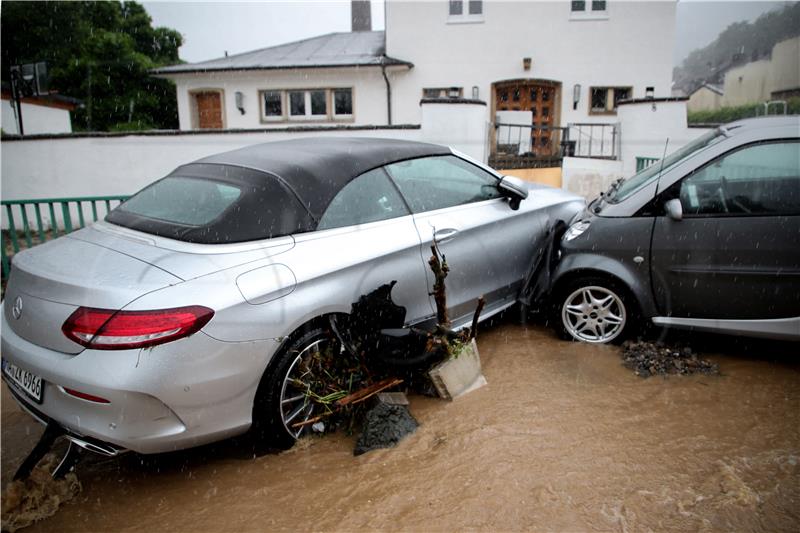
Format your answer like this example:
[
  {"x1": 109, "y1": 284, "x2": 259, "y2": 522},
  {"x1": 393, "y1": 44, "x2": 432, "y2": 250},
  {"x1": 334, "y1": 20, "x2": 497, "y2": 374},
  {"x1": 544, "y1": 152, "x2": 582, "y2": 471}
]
[
  {"x1": 498, "y1": 176, "x2": 528, "y2": 211},
  {"x1": 665, "y1": 198, "x2": 683, "y2": 221}
]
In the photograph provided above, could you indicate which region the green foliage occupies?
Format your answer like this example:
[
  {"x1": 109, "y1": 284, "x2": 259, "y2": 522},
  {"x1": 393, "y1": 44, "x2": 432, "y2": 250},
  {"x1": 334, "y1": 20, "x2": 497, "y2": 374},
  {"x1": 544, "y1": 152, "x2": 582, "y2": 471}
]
[
  {"x1": 674, "y1": 3, "x2": 800, "y2": 94},
  {"x1": 1, "y1": 1, "x2": 183, "y2": 131},
  {"x1": 688, "y1": 97, "x2": 800, "y2": 125}
]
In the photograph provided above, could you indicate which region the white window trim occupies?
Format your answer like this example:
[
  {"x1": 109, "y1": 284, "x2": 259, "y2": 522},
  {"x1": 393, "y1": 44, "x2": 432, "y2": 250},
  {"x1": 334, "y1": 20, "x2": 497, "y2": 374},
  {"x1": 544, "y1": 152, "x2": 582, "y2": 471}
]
[{"x1": 447, "y1": 0, "x2": 484, "y2": 24}]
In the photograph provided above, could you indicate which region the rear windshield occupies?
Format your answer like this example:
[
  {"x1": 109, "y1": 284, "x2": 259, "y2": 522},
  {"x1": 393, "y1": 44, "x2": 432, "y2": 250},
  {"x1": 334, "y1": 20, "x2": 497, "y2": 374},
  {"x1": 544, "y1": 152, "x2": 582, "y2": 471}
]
[
  {"x1": 119, "y1": 177, "x2": 242, "y2": 226},
  {"x1": 106, "y1": 164, "x2": 315, "y2": 244}
]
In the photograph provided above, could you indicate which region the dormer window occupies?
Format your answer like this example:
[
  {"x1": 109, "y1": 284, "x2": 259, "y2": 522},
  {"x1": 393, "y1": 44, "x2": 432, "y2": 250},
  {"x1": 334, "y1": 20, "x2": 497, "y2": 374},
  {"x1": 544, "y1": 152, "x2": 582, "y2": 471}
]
[{"x1": 448, "y1": 0, "x2": 483, "y2": 23}]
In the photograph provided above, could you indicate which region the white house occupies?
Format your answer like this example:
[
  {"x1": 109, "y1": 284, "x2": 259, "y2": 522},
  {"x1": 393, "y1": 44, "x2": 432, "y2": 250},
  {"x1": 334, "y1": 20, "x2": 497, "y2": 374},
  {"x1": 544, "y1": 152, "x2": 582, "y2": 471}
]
[
  {"x1": 153, "y1": 0, "x2": 677, "y2": 143},
  {"x1": 1, "y1": 90, "x2": 79, "y2": 135}
]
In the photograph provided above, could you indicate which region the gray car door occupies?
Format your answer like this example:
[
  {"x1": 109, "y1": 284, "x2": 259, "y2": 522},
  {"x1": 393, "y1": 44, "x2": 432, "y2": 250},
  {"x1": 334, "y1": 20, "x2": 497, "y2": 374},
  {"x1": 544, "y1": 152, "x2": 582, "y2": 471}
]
[
  {"x1": 384, "y1": 155, "x2": 542, "y2": 327},
  {"x1": 292, "y1": 167, "x2": 434, "y2": 325},
  {"x1": 650, "y1": 140, "x2": 800, "y2": 319}
]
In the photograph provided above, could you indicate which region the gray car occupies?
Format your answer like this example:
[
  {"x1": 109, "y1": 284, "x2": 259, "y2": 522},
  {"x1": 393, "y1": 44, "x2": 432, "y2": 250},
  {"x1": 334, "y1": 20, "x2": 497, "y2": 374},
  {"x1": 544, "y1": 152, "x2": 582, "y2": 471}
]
[
  {"x1": 552, "y1": 116, "x2": 800, "y2": 344},
  {"x1": 2, "y1": 137, "x2": 584, "y2": 455}
]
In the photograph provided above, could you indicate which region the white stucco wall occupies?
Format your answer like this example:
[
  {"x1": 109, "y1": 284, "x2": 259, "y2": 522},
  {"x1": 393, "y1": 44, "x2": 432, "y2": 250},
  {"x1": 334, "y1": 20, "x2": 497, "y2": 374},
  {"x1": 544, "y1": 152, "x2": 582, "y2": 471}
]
[
  {"x1": 561, "y1": 156, "x2": 624, "y2": 200},
  {"x1": 385, "y1": 0, "x2": 676, "y2": 126},
  {"x1": 0, "y1": 128, "x2": 422, "y2": 209},
  {"x1": 166, "y1": 67, "x2": 391, "y2": 130},
  {"x1": 617, "y1": 99, "x2": 709, "y2": 177},
  {"x1": 421, "y1": 101, "x2": 488, "y2": 161},
  {"x1": 1, "y1": 98, "x2": 73, "y2": 135}
]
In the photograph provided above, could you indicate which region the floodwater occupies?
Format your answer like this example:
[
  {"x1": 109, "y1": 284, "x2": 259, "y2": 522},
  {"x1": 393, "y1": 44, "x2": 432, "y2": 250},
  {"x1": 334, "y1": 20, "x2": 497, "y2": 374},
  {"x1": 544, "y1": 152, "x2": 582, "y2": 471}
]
[{"x1": 2, "y1": 319, "x2": 799, "y2": 532}]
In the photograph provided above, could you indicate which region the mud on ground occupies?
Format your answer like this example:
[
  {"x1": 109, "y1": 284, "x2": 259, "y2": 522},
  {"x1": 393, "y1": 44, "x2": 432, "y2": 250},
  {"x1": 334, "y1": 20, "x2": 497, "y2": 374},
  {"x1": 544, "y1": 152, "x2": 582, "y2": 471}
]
[{"x1": 2, "y1": 317, "x2": 799, "y2": 532}]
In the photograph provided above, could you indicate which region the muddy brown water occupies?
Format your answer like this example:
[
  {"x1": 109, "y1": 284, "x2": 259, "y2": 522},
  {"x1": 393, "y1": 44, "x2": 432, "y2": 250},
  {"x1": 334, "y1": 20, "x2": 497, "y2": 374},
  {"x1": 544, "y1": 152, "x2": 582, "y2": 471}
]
[{"x1": 2, "y1": 318, "x2": 799, "y2": 532}]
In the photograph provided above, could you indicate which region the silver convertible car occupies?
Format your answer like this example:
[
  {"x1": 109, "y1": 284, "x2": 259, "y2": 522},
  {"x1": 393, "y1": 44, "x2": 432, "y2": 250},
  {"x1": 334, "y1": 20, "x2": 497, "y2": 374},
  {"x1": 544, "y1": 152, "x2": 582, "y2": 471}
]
[{"x1": 2, "y1": 138, "x2": 583, "y2": 455}]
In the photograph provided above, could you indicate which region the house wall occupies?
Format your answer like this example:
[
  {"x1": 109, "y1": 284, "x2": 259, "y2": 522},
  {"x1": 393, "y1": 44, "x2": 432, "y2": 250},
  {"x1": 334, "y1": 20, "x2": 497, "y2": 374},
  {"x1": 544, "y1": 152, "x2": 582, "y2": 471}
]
[
  {"x1": 169, "y1": 67, "x2": 391, "y2": 130},
  {"x1": 768, "y1": 36, "x2": 800, "y2": 97},
  {"x1": 721, "y1": 59, "x2": 771, "y2": 107},
  {"x1": 561, "y1": 157, "x2": 623, "y2": 200},
  {"x1": 721, "y1": 36, "x2": 800, "y2": 106},
  {"x1": 420, "y1": 100, "x2": 488, "y2": 161},
  {"x1": 1, "y1": 98, "x2": 72, "y2": 135},
  {"x1": 687, "y1": 87, "x2": 722, "y2": 112},
  {"x1": 385, "y1": 0, "x2": 676, "y2": 126},
  {"x1": 1, "y1": 127, "x2": 422, "y2": 208},
  {"x1": 617, "y1": 99, "x2": 710, "y2": 177}
]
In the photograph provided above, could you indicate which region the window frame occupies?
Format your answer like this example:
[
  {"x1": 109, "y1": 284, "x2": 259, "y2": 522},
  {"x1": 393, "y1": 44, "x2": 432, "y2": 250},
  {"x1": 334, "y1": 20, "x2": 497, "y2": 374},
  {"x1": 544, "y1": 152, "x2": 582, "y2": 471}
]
[
  {"x1": 448, "y1": 0, "x2": 484, "y2": 24},
  {"x1": 258, "y1": 88, "x2": 354, "y2": 123},
  {"x1": 332, "y1": 88, "x2": 354, "y2": 119},
  {"x1": 422, "y1": 87, "x2": 464, "y2": 99},
  {"x1": 570, "y1": 0, "x2": 609, "y2": 20},
  {"x1": 588, "y1": 86, "x2": 632, "y2": 115},
  {"x1": 260, "y1": 90, "x2": 284, "y2": 122}
]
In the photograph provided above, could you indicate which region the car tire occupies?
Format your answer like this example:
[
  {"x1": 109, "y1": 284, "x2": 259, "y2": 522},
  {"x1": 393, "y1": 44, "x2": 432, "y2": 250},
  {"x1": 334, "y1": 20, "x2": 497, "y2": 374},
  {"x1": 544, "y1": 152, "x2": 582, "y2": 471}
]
[
  {"x1": 554, "y1": 276, "x2": 636, "y2": 344},
  {"x1": 251, "y1": 326, "x2": 340, "y2": 450}
]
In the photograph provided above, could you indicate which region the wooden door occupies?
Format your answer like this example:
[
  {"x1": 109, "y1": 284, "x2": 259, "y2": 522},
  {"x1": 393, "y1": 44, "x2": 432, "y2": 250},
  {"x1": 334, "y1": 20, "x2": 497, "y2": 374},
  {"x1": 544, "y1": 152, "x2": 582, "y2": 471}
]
[
  {"x1": 195, "y1": 91, "x2": 223, "y2": 129},
  {"x1": 495, "y1": 81, "x2": 560, "y2": 156}
]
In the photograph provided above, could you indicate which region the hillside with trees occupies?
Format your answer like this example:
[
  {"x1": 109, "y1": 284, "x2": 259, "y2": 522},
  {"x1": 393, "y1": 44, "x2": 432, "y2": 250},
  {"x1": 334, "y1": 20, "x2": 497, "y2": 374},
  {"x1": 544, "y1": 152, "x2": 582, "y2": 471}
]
[
  {"x1": 1, "y1": 1, "x2": 183, "y2": 132},
  {"x1": 673, "y1": 2, "x2": 800, "y2": 95}
]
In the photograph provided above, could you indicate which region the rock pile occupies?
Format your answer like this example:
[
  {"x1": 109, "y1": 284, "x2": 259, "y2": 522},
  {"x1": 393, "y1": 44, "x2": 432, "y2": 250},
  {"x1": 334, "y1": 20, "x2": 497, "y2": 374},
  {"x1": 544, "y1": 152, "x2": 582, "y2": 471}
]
[{"x1": 621, "y1": 340, "x2": 719, "y2": 378}]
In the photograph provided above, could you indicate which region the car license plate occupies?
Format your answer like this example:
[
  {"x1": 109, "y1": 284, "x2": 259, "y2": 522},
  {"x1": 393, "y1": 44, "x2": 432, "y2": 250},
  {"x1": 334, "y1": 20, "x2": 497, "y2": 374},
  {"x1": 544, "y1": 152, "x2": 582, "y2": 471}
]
[{"x1": 2, "y1": 359, "x2": 43, "y2": 404}]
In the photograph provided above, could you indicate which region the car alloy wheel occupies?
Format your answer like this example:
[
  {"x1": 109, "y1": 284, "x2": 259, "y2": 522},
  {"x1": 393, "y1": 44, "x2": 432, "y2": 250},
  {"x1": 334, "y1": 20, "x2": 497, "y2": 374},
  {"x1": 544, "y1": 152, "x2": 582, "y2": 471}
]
[{"x1": 561, "y1": 285, "x2": 627, "y2": 343}]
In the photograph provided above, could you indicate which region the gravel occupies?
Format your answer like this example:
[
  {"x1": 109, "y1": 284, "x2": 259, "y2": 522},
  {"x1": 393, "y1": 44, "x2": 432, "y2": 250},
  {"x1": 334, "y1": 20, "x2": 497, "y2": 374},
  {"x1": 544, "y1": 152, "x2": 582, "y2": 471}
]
[{"x1": 621, "y1": 340, "x2": 720, "y2": 378}]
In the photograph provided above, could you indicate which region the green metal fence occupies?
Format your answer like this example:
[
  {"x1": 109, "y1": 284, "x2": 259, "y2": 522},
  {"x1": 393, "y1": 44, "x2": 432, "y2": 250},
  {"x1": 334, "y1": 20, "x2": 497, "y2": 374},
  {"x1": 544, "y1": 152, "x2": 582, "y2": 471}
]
[
  {"x1": 2, "y1": 195, "x2": 130, "y2": 280},
  {"x1": 635, "y1": 156, "x2": 660, "y2": 172}
]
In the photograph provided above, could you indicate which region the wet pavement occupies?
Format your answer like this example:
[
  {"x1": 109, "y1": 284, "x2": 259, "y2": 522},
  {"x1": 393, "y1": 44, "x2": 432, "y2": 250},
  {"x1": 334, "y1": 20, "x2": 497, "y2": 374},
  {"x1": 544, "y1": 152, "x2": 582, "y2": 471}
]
[{"x1": 2, "y1": 317, "x2": 799, "y2": 532}]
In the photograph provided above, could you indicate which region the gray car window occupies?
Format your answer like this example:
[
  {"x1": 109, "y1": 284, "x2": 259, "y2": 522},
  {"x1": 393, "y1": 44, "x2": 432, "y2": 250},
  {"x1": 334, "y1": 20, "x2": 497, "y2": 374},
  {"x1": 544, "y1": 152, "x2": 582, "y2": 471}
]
[
  {"x1": 118, "y1": 176, "x2": 241, "y2": 226},
  {"x1": 317, "y1": 168, "x2": 410, "y2": 230},
  {"x1": 679, "y1": 140, "x2": 800, "y2": 216},
  {"x1": 384, "y1": 155, "x2": 502, "y2": 213}
]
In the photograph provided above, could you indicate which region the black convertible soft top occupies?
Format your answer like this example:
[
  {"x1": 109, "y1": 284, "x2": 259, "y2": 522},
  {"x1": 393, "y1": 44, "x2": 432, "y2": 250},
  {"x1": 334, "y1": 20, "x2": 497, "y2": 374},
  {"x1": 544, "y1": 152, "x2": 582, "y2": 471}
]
[
  {"x1": 106, "y1": 137, "x2": 450, "y2": 244},
  {"x1": 195, "y1": 137, "x2": 450, "y2": 220}
]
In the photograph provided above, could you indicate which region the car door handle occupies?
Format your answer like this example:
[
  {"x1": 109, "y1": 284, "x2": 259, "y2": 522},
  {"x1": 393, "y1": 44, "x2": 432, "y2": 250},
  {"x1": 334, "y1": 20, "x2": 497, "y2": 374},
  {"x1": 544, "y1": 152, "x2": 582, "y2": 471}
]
[{"x1": 433, "y1": 228, "x2": 459, "y2": 244}]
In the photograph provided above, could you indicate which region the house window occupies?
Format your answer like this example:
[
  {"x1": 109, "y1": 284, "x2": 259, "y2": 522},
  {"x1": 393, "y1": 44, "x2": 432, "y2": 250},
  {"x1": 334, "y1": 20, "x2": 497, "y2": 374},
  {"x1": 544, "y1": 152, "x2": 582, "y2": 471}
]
[
  {"x1": 310, "y1": 90, "x2": 327, "y2": 116},
  {"x1": 589, "y1": 86, "x2": 631, "y2": 114},
  {"x1": 260, "y1": 88, "x2": 353, "y2": 122},
  {"x1": 571, "y1": 0, "x2": 608, "y2": 18},
  {"x1": 289, "y1": 91, "x2": 306, "y2": 117},
  {"x1": 333, "y1": 89, "x2": 353, "y2": 117},
  {"x1": 262, "y1": 91, "x2": 282, "y2": 120},
  {"x1": 423, "y1": 87, "x2": 464, "y2": 99},
  {"x1": 448, "y1": 0, "x2": 483, "y2": 22}
]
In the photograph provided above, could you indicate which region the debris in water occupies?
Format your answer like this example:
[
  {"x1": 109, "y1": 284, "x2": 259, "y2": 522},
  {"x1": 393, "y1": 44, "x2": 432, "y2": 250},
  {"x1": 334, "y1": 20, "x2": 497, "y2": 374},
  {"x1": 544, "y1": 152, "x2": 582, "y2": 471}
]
[
  {"x1": 353, "y1": 402, "x2": 419, "y2": 456},
  {"x1": 621, "y1": 340, "x2": 719, "y2": 377},
  {"x1": 1, "y1": 453, "x2": 82, "y2": 533}
]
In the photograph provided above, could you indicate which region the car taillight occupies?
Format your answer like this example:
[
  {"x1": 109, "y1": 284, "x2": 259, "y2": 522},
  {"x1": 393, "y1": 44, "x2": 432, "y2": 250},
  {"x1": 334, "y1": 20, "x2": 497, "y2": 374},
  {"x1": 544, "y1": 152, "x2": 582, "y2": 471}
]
[{"x1": 62, "y1": 306, "x2": 214, "y2": 350}]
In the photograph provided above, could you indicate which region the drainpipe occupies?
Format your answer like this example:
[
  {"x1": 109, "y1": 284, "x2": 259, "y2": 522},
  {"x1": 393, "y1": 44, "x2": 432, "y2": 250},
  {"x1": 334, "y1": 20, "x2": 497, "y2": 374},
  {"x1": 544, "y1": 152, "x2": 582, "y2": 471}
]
[{"x1": 381, "y1": 61, "x2": 392, "y2": 125}]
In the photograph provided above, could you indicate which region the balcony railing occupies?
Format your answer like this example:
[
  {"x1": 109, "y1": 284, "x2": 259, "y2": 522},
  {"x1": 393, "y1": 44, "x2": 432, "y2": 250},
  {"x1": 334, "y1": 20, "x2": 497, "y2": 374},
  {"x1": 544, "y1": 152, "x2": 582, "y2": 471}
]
[
  {"x1": 2, "y1": 195, "x2": 129, "y2": 280},
  {"x1": 490, "y1": 122, "x2": 619, "y2": 168}
]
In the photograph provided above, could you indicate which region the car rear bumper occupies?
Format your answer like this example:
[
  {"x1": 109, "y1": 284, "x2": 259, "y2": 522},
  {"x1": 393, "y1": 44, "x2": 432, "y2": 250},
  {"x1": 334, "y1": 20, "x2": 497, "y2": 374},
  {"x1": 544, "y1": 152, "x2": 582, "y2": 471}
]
[{"x1": 1, "y1": 308, "x2": 282, "y2": 454}]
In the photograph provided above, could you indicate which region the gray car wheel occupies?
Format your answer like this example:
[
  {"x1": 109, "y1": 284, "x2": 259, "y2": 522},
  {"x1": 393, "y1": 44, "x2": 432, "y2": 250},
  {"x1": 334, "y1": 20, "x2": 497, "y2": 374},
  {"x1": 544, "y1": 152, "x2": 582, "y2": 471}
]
[
  {"x1": 558, "y1": 278, "x2": 632, "y2": 344},
  {"x1": 252, "y1": 327, "x2": 340, "y2": 449}
]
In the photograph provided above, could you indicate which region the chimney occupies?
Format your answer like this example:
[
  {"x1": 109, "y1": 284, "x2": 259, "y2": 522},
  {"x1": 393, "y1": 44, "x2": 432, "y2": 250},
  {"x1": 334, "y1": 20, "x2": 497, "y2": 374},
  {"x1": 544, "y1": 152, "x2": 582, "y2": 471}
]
[{"x1": 351, "y1": 0, "x2": 372, "y2": 32}]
